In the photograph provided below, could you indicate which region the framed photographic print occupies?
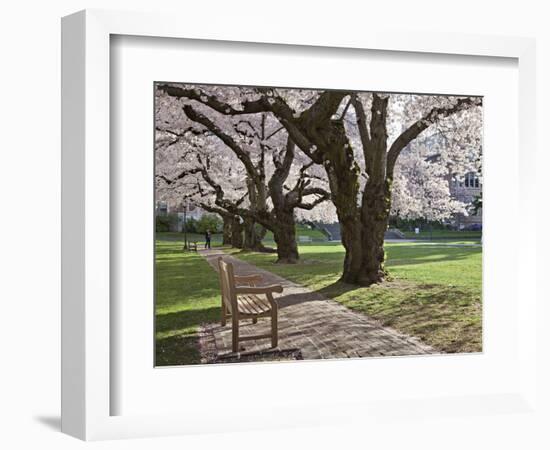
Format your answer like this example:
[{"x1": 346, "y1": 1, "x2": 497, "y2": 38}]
[
  {"x1": 62, "y1": 9, "x2": 540, "y2": 442},
  {"x1": 153, "y1": 82, "x2": 482, "y2": 367}
]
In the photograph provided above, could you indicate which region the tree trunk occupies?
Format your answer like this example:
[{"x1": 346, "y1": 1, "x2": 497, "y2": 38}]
[
  {"x1": 320, "y1": 128, "x2": 365, "y2": 284},
  {"x1": 357, "y1": 181, "x2": 390, "y2": 285},
  {"x1": 327, "y1": 97, "x2": 390, "y2": 286},
  {"x1": 335, "y1": 178, "x2": 390, "y2": 285},
  {"x1": 350, "y1": 95, "x2": 391, "y2": 286},
  {"x1": 243, "y1": 218, "x2": 264, "y2": 251},
  {"x1": 338, "y1": 219, "x2": 364, "y2": 284},
  {"x1": 222, "y1": 216, "x2": 232, "y2": 246},
  {"x1": 272, "y1": 211, "x2": 299, "y2": 264},
  {"x1": 230, "y1": 217, "x2": 243, "y2": 249}
]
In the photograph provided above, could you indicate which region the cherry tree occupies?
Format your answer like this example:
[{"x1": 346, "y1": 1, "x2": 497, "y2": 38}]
[
  {"x1": 389, "y1": 106, "x2": 483, "y2": 222},
  {"x1": 155, "y1": 93, "x2": 249, "y2": 246},
  {"x1": 391, "y1": 150, "x2": 468, "y2": 221},
  {"x1": 159, "y1": 84, "x2": 481, "y2": 284},
  {"x1": 155, "y1": 87, "x2": 331, "y2": 263},
  {"x1": 155, "y1": 126, "x2": 248, "y2": 245}
]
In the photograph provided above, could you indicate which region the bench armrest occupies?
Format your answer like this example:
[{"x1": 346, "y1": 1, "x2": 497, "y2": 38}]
[
  {"x1": 234, "y1": 274, "x2": 263, "y2": 286},
  {"x1": 234, "y1": 285, "x2": 283, "y2": 295}
]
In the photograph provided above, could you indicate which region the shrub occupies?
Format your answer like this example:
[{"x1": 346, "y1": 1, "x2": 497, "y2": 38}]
[
  {"x1": 196, "y1": 213, "x2": 223, "y2": 234},
  {"x1": 183, "y1": 217, "x2": 198, "y2": 233},
  {"x1": 388, "y1": 216, "x2": 451, "y2": 232},
  {"x1": 156, "y1": 214, "x2": 178, "y2": 232}
]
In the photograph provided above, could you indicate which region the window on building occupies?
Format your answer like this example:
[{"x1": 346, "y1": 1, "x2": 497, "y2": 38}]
[
  {"x1": 464, "y1": 172, "x2": 480, "y2": 188},
  {"x1": 157, "y1": 201, "x2": 168, "y2": 216}
]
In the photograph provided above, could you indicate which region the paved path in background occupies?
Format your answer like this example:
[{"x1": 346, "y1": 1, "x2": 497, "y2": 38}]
[{"x1": 198, "y1": 248, "x2": 436, "y2": 362}]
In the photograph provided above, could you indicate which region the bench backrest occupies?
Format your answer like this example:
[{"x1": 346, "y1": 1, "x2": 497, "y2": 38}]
[{"x1": 218, "y1": 257, "x2": 236, "y2": 311}]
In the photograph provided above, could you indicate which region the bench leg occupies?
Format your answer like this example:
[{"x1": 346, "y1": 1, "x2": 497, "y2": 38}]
[
  {"x1": 252, "y1": 317, "x2": 257, "y2": 324},
  {"x1": 232, "y1": 315, "x2": 239, "y2": 353},
  {"x1": 271, "y1": 308, "x2": 278, "y2": 348},
  {"x1": 221, "y1": 303, "x2": 227, "y2": 326}
]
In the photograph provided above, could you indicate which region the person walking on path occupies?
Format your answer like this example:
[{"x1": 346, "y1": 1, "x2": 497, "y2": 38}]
[{"x1": 204, "y1": 229, "x2": 212, "y2": 249}]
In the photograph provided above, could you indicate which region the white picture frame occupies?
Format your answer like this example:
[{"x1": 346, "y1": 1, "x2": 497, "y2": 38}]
[{"x1": 61, "y1": 9, "x2": 539, "y2": 441}]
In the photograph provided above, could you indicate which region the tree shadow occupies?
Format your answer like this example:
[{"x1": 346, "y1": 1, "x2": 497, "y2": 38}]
[
  {"x1": 315, "y1": 280, "x2": 362, "y2": 298},
  {"x1": 155, "y1": 333, "x2": 202, "y2": 366},
  {"x1": 155, "y1": 306, "x2": 220, "y2": 334},
  {"x1": 310, "y1": 280, "x2": 481, "y2": 353},
  {"x1": 155, "y1": 306, "x2": 221, "y2": 366},
  {"x1": 273, "y1": 290, "x2": 330, "y2": 308},
  {"x1": 385, "y1": 250, "x2": 480, "y2": 267},
  {"x1": 295, "y1": 244, "x2": 480, "y2": 266},
  {"x1": 376, "y1": 285, "x2": 482, "y2": 353}
]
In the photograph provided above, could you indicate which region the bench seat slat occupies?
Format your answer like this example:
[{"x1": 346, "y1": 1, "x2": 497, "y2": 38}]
[
  {"x1": 237, "y1": 294, "x2": 271, "y2": 315},
  {"x1": 237, "y1": 296, "x2": 255, "y2": 315},
  {"x1": 250, "y1": 294, "x2": 271, "y2": 312},
  {"x1": 245, "y1": 295, "x2": 269, "y2": 314},
  {"x1": 238, "y1": 296, "x2": 258, "y2": 315}
]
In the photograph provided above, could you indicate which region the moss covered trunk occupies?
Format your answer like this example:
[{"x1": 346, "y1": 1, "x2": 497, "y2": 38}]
[
  {"x1": 336, "y1": 184, "x2": 390, "y2": 286},
  {"x1": 222, "y1": 216, "x2": 232, "y2": 246},
  {"x1": 272, "y1": 210, "x2": 299, "y2": 264},
  {"x1": 243, "y1": 218, "x2": 268, "y2": 251},
  {"x1": 230, "y1": 217, "x2": 243, "y2": 249},
  {"x1": 357, "y1": 181, "x2": 390, "y2": 285},
  {"x1": 320, "y1": 103, "x2": 390, "y2": 286}
]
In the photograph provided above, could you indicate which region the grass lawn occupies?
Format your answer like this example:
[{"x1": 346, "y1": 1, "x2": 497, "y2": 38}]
[
  {"x1": 263, "y1": 224, "x2": 328, "y2": 242},
  {"x1": 157, "y1": 231, "x2": 223, "y2": 247},
  {"x1": 401, "y1": 229, "x2": 482, "y2": 241},
  {"x1": 230, "y1": 242, "x2": 482, "y2": 353},
  {"x1": 155, "y1": 232, "x2": 482, "y2": 365},
  {"x1": 155, "y1": 237, "x2": 220, "y2": 366}
]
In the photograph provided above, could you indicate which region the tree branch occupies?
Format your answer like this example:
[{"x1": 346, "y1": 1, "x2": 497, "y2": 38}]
[
  {"x1": 301, "y1": 186, "x2": 331, "y2": 198},
  {"x1": 160, "y1": 83, "x2": 324, "y2": 163},
  {"x1": 265, "y1": 125, "x2": 285, "y2": 141},
  {"x1": 158, "y1": 83, "x2": 269, "y2": 115},
  {"x1": 200, "y1": 202, "x2": 239, "y2": 219},
  {"x1": 368, "y1": 93, "x2": 390, "y2": 180},
  {"x1": 235, "y1": 120, "x2": 261, "y2": 138},
  {"x1": 296, "y1": 193, "x2": 330, "y2": 210},
  {"x1": 300, "y1": 91, "x2": 348, "y2": 126},
  {"x1": 271, "y1": 137, "x2": 295, "y2": 183},
  {"x1": 155, "y1": 167, "x2": 202, "y2": 185},
  {"x1": 183, "y1": 104, "x2": 258, "y2": 178},
  {"x1": 350, "y1": 94, "x2": 372, "y2": 173}
]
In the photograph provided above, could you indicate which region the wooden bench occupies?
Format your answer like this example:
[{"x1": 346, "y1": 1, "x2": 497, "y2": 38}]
[
  {"x1": 217, "y1": 257, "x2": 283, "y2": 353},
  {"x1": 183, "y1": 241, "x2": 198, "y2": 252}
]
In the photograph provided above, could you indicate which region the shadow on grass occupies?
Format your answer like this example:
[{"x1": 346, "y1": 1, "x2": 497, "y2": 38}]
[
  {"x1": 155, "y1": 307, "x2": 221, "y2": 366},
  {"x1": 155, "y1": 238, "x2": 224, "y2": 366},
  {"x1": 385, "y1": 250, "x2": 480, "y2": 267},
  {"x1": 156, "y1": 306, "x2": 220, "y2": 334},
  {"x1": 316, "y1": 280, "x2": 361, "y2": 298},
  {"x1": 312, "y1": 280, "x2": 482, "y2": 353},
  {"x1": 239, "y1": 245, "x2": 480, "y2": 276},
  {"x1": 156, "y1": 334, "x2": 202, "y2": 366}
]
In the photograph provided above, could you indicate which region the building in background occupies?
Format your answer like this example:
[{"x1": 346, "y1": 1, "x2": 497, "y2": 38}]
[
  {"x1": 155, "y1": 201, "x2": 207, "y2": 232},
  {"x1": 449, "y1": 171, "x2": 482, "y2": 229}
]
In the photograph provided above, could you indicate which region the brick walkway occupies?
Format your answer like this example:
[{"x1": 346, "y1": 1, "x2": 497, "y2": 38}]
[{"x1": 199, "y1": 248, "x2": 436, "y2": 363}]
